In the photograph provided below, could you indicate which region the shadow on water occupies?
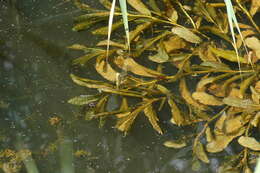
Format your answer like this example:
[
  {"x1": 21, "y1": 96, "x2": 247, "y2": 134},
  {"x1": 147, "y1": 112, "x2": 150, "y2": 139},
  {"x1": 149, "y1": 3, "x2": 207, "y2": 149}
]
[{"x1": 0, "y1": 1, "x2": 228, "y2": 173}]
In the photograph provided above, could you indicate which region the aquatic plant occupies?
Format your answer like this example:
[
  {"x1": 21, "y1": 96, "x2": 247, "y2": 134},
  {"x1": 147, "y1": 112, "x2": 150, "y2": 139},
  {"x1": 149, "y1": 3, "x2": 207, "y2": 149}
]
[{"x1": 69, "y1": 0, "x2": 260, "y2": 172}]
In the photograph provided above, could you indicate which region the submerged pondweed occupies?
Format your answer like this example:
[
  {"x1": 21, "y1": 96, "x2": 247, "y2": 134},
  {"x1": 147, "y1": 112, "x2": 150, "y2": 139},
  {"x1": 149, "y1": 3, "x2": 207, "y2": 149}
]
[{"x1": 69, "y1": 0, "x2": 260, "y2": 172}]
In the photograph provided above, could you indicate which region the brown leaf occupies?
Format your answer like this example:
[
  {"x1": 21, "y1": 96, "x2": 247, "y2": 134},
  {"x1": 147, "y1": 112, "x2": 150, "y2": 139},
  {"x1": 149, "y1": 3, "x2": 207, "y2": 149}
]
[
  {"x1": 172, "y1": 26, "x2": 201, "y2": 44},
  {"x1": 114, "y1": 56, "x2": 164, "y2": 78},
  {"x1": 206, "y1": 127, "x2": 245, "y2": 153},
  {"x1": 163, "y1": 36, "x2": 187, "y2": 53},
  {"x1": 180, "y1": 79, "x2": 207, "y2": 110},
  {"x1": 223, "y1": 114, "x2": 252, "y2": 134},
  {"x1": 95, "y1": 60, "x2": 118, "y2": 82},
  {"x1": 192, "y1": 92, "x2": 223, "y2": 106},
  {"x1": 250, "y1": 0, "x2": 260, "y2": 16},
  {"x1": 238, "y1": 136, "x2": 260, "y2": 151}
]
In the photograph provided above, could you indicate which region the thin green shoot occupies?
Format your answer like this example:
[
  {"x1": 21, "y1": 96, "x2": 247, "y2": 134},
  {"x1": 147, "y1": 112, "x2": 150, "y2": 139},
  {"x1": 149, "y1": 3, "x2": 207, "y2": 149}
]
[
  {"x1": 223, "y1": 0, "x2": 250, "y2": 72},
  {"x1": 119, "y1": 0, "x2": 130, "y2": 51},
  {"x1": 106, "y1": 0, "x2": 116, "y2": 63}
]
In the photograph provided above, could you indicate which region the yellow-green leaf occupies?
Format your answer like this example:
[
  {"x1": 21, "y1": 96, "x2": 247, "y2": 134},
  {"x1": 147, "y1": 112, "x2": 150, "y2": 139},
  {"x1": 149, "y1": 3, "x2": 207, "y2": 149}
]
[
  {"x1": 164, "y1": 140, "x2": 187, "y2": 149},
  {"x1": 127, "y1": 0, "x2": 151, "y2": 16},
  {"x1": 171, "y1": 26, "x2": 201, "y2": 44},
  {"x1": 95, "y1": 60, "x2": 118, "y2": 82},
  {"x1": 68, "y1": 95, "x2": 100, "y2": 105},
  {"x1": 168, "y1": 98, "x2": 185, "y2": 126},
  {"x1": 144, "y1": 104, "x2": 163, "y2": 134},
  {"x1": 193, "y1": 141, "x2": 209, "y2": 163},
  {"x1": 192, "y1": 92, "x2": 223, "y2": 106},
  {"x1": 209, "y1": 46, "x2": 247, "y2": 63},
  {"x1": 238, "y1": 136, "x2": 260, "y2": 151}
]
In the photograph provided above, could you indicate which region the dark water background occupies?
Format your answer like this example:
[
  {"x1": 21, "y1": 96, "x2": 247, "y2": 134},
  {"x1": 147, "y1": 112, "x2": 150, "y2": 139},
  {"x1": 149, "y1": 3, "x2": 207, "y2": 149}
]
[{"x1": 0, "y1": 1, "x2": 237, "y2": 173}]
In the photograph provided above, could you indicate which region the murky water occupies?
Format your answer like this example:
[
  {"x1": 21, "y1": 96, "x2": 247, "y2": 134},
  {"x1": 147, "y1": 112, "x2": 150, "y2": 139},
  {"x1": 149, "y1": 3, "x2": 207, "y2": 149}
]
[{"x1": 0, "y1": 1, "x2": 229, "y2": 173}]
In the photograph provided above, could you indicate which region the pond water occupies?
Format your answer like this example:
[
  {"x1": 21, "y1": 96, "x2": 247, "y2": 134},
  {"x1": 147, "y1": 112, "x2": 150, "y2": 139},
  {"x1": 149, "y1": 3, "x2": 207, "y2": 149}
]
[{"x1": 0, "y1": 1, "x2": 239, "y2": 173}]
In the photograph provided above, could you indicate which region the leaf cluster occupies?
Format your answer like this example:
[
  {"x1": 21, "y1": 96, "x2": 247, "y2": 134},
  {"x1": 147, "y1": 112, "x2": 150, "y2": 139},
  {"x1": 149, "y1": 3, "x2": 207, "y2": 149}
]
[{"x1": 69, "y1": 0, "x2": 260, "y2": 171}]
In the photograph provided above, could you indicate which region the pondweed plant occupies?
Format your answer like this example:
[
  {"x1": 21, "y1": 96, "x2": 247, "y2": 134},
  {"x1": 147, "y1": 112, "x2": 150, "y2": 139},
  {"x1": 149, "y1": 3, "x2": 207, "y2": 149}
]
[{"x1": 69, "y1": 0, "x2": 260, "y2": 172}]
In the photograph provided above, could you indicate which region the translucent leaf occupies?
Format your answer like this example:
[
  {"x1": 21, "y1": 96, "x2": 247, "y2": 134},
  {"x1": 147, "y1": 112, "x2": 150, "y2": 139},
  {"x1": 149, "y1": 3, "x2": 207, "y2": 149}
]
[
  {"x1": 171, "y1": 26, "x2": 201, "y2": 44},
  {"x1": 238, "y1": 136, "x2": 260, "y2": 151},
  {"x1": 68, "y1": 95, "x2": 100, "y2": 105},
  {"x1": 164, "y1": 140, "x2": 187, "y2": 149}
]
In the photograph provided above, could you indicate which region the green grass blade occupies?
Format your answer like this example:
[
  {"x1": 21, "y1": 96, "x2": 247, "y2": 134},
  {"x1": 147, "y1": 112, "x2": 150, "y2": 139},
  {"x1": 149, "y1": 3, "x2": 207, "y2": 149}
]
[
  {"x1": 119, "y1": 0, "x2": 130, "y2": 50},
  {"x1": 106, "y1": 0, "x2": 117, "y2": 61},
  {"x1": 224, "y1": 0, "x2": 242, "y2": 71}
]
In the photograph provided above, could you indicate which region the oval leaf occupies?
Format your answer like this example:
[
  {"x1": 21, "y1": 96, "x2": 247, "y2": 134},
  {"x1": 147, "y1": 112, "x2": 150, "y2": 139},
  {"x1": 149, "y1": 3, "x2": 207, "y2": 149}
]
[
  {"x1": 164, "y1": 140, "x2": 187, "y2": 149},
  {"x1": 192, "y1": 92, "x2": 223, "y2": 106},
  {"x1": 68, "y1": 95, "x2": 100, "y2": 105},
  {"x1": 172, "y1": 26, "x2": 201, "y2": 44},
  {"x1": 238, "y1": 136, "x2": 260, "y2": 151}
]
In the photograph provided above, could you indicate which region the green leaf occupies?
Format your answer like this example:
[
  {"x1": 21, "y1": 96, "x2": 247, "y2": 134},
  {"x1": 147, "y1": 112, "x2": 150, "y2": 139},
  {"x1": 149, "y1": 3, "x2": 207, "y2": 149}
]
[
  {"x1": 209, "y1": 46, "x2": 247, "y2": 63},
  {"x1": 119, "y1": 0, "x2": 130, "y2": 49}
]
